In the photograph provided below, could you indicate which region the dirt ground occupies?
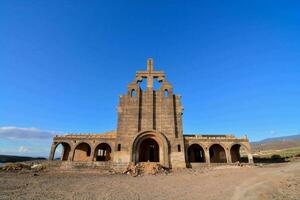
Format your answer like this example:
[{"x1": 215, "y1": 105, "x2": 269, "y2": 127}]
[{"x1": 1, "y1": 160, "x2": 300, "y2": 200}]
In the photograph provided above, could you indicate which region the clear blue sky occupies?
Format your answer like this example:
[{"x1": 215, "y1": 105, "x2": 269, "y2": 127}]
[{"x1": 0, "y1": 1, "x2": 300, "y2": 156}]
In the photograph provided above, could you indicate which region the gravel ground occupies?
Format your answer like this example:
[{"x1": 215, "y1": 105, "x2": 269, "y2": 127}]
[{"x1": 0, "y1": 159, "x2": 300, "y2": 200}]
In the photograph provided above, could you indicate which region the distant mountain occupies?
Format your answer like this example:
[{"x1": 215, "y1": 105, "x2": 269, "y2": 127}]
[
  {"x1": 258, "y1": 134, "x2": 300, "y2": 143},
  {"x1": 0, "y1": 155, "x2": 46, "y2": 163},
  {"x1": 251, "y1": 134, "x2": 300, "y2": 152}
]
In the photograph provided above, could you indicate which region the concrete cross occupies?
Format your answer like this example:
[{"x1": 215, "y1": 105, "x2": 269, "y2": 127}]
[{"x1": 136, "y1": 58, "x2": 165, "y2": 89}]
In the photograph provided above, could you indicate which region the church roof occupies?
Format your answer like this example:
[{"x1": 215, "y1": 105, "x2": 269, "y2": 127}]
[{"x1": 54, "y1": 130, "x2": 117, "y2": 139}]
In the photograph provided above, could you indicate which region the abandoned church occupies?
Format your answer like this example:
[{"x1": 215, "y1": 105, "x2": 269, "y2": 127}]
[{"x1": 49, "y1": 59, "x2": 254, "y2": 169}]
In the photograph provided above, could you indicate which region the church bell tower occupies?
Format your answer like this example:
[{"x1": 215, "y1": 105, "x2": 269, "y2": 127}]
[{"x1": 113, "y1": 58, "x2": 185, "y2": 168}]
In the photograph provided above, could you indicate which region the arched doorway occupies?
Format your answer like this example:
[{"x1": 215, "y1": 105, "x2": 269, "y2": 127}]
[
  {"x1": 139, "y1": 138, "x2": 159, "y2": 162},
  {"x1": 230, "y1": 144, "x2": 249, "y2": 163},
  {"x1": 94, "y1": 143, "x2": 111, "y2": 161},
  {"x1": 73, "y1": 143, "x2": 91, "y2": 161},
  {"x1": 53, "y1": 142, "x2": 71, "y2": 161},
  {"x1": 209, "y1": 144, "x2": 227, "y2": 163},
  {"x1": 188, "y1": 144, "x2": 205, "y2": 162},
  {"x1": 131, "y1": 131, "x2": 169, "y2": 167}
]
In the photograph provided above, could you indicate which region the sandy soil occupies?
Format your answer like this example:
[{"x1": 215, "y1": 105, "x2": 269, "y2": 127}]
[{"x1": 0, "y1": 160, "x2": 300, "y2": 200}]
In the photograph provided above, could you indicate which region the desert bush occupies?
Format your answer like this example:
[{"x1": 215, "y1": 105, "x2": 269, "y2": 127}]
[{"x1": 271, "y1": 154, "x2": 281, "y2": 159}]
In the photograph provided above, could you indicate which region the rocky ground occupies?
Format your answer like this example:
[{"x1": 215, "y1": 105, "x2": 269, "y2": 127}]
[{"x1": 0, "y1": 159, "x2": 300, "y2": 200}]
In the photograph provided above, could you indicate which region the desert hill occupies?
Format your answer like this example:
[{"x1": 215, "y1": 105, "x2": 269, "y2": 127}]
[
  {"x1": 251, "y1": 134, "x2": 300, "y2": 152},
  {"x1": 0, "y1": 155, "x2": 46, "y2": 163}
]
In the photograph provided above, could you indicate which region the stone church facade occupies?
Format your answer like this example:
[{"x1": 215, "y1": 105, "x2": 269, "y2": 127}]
[{"x1": 49, "y1": 59, "x2": 253, "y2": 169}]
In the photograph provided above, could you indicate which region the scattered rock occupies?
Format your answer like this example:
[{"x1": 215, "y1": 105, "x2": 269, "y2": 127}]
[
  {"x1": 1, "y1": 162, "x2": 46, "y2": 171},
  {"x1": 2, "y1": 163, "x2": 30, "y2": 171},
  {"x1": 31, "y1": 164, "x2": 46, "y2": 171},
  {"x1": 123, "y1": 162, "x2": 169, "y2": 176}
]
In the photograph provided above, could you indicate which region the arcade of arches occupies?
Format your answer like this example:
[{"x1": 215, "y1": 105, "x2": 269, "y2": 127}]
[
  {"x1": 51, "y1": 142, "x2": 113, "y2": 162},
  {"x1": 186, "y1": 142, "x2": 251, "y2": 164},
  {"x1": 51, "y1": 139, "x2": 252, "y2": 165}
]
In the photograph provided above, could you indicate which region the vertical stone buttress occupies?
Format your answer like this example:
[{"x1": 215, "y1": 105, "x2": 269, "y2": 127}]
[{"x1": 114, "y1": 59, "x2": 186, "y2": 168}]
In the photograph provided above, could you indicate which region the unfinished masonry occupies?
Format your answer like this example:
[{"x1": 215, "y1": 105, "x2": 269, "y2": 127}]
[{"x1": 49, "y1": 59, "x2": 253, "y2": 169}]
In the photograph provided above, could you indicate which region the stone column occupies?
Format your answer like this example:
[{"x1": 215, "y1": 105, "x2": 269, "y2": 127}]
[
  {"x1": 61, "y1": 147, "x2": 65, "y2": 161},
  {"x1": 48, "y1": 143, "x2": 56, "y2": 160},
  {"x1": 68, "y1": 146, "x2": 75, "y2": 161},
  {"x1": 226, "y1": 148, "x2": 232, "y2": 164},
  {"x1": 248, "y1": 154, "x2": 254, "y2": 164},
  {"x1": 205, "y1": 149, "x2": 210, "y2": 165},
  {"x1": 90, "y1": 147, "x2": 95, "y2": 162}
]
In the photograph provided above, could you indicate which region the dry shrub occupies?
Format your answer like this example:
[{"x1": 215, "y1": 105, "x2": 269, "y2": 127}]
[{"x1": 271, "y1": 154, "x2": 281, "y2": 160}]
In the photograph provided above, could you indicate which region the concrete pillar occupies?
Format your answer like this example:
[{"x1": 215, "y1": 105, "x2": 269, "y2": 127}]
[
  {"x1": 90, "y1": 147, "x2": 95, "y2": 162},
  {"x1": 226, "y1": 149, "x2": 232, "y2": 164},
  {"x1": 68, "y1": 146, "x2": 75, "y2": 161},
  {"x1": 248, "y1": 154, "x2": 254, "y2": 164},
  {"x1": 205, "y1": 149, "x2": 210, "y2": 165},
  {"x1": 49, "y1": 143, "x2": 56, "y2": 160},
  {"x1": 61, "y1": 147, "x2": 65, "y2": 161}
]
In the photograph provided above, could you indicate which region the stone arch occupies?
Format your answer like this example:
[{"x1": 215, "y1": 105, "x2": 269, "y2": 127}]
[
  {"x1": 230, "y1": 143, "x2": 252, "y2": 163},
  {"x1": 73, "y1": 142, "x2": 92, "y2": 161},
  {"x1": 53, "y1": 142, "x2": 71, "y2": 161},
  {"x1": 187, "y1": 144, "x2": 205, "y2": 163},
  {"x1": 139, "y1": 138, "x2": 159, "y2": 162},
  {"x1": 131, "y1": 131, "x2": 169, "y2": 167},
  {"x1": 209, "y1": 143, "x2": 227, "y2": 163},
  {"x1": 94, "y1": 143, "x2": 112, "y2": 161},
  {"x1": 164, "y1": 89, "x2": 169, "y2": 97},
  {"x1": 131, "y1": 89, "x2": 136, "y2": 97}
]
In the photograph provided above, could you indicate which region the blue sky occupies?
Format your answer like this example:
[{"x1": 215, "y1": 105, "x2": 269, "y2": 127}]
[{"x1": 0, "y1": 1, "x2": 300, "y2": 157}]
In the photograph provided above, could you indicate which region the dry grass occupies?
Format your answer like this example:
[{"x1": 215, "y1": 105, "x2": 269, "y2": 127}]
[{"x1": 253, "y1": 146, "x2": 300, "y2": 158}]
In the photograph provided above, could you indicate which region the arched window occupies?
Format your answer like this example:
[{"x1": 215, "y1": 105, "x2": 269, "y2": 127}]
[
  {"x1": 164, "y1": 89, "x2": 169, "y2": 97},
  {"x1": 131, "y1": 89, "x2": 136, "y2": 97},
  {"x1": 118, "y1": 144, "x2": 121, "y2": 151}
]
